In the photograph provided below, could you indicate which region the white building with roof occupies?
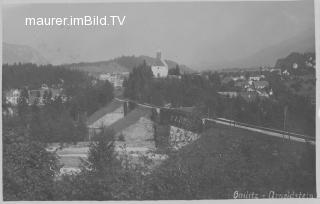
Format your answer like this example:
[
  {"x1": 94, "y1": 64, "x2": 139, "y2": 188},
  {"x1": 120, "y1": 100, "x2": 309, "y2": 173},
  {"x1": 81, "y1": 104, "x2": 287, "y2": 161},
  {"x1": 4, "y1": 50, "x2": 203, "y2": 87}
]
[
  {"x1": 5, "y1": 89, "x2": 21, "y2": 106},
  {"x1": 151, "y1": 52, "x2": 168, "y2": 78},
  {"x1": 99, "y1": 73, "x2": 125, "y2": 88}
]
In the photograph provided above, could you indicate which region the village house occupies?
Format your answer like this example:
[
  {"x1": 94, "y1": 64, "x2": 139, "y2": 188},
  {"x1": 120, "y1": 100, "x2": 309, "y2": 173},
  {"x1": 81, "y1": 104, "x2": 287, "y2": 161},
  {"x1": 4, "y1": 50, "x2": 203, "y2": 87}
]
[
  {"x1": 99, "y1": 73, "x2": 110, "y2": 81},
  {"x1": 5, "y1": 89, "x2": 21, "y2": 106},
  {"x1": 232, "y1": 75, "x2": 245, "y2": 81},
  {"x1": 151, "y1": 51, "x2": 168, "y2": 78},
  {"x1": 249, "y1": 76, "x2": 261, "y2": 81},
  {"x1": 283, "y1": 70, "x2": 290, "y2": 76},
  {"x1": 28, "y1": 84, "x2": 64, "y2": 105},
  {"x1": 221, "y1": 76, "x2": 233, "y2": 84},
  {"x1": 256, "y1": 90, "x2": 269, "y2": 98},
  {"x1": 3, "y1": 107, "x2": 14, "y2": 117},
  {"x1": 28, "y1": 90, "x2": 42, "y2": 105},
  {"x1": 292, "y1": 63, "x2": 298, "y2": 69},
  {"x1": 41, "y1": 83, "x2": 49, "y2": 90},
  {"x1": 99, "y1": 72, "x2": 128, "y2": 88},
  {"x1": 253, "y1": 81, "x2": 269, "y2": 90},
  {"x1": 305, "y1": 61, "x2": 313, "y2": 67},
  {"x1": 246, "y1": 87, "x2": 255, "y2": 92},
  {"x1": 235, "y1": 81, "x2": 250, "y2": 89},
  {"x1": 218, "y1": 92, "x2": 239, "y2": 98},
  {"x1": 270, "y1": 68, "x2": 282, "y2": 75}
]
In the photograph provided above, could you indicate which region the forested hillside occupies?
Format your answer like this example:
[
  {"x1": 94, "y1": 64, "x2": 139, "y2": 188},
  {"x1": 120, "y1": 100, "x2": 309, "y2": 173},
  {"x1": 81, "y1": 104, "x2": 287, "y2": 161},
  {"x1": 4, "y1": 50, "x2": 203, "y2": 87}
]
[
  {"x1": 275, "y1": 52, "x2": 315, "y2": 75},
  {"x1": 64, "y1": 55, "x2": 193, "y2": 74},
  {"x1": 2, "y1": 63, "x2": 90, "y2": 90}
]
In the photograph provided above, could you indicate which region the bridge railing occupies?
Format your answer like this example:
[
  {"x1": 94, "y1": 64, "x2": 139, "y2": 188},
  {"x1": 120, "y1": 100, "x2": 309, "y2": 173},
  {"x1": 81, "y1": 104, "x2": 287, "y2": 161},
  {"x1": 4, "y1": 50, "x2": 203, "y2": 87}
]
[
  {"x1": 208, "y1": 118, "x2": 315, "y2": 142},
  {"x1": 159, "y1": 108, "x2": 203, "y2": 133}
]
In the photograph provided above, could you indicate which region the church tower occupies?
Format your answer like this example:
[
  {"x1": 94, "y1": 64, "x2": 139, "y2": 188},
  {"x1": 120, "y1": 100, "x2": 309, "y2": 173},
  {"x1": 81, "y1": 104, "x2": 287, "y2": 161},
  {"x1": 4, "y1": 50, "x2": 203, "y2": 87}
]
[{"x1": 156, "y1": 51, "x2": 162, "y2": 60}]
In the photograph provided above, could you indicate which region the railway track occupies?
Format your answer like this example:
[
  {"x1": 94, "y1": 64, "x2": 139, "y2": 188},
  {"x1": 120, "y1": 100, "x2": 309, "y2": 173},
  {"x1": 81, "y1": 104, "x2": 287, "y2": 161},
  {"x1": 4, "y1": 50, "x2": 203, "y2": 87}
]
[{"x1": 204, "y1": 117, "x2": 315, "y2": 145}]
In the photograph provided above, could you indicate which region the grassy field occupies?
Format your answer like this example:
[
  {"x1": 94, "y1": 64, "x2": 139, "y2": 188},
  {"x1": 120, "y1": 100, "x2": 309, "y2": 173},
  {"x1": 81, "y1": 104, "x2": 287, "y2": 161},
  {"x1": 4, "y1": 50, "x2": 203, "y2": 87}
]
[{"x1": 149, "y1": 124, "x2": 316, "y2": 199}]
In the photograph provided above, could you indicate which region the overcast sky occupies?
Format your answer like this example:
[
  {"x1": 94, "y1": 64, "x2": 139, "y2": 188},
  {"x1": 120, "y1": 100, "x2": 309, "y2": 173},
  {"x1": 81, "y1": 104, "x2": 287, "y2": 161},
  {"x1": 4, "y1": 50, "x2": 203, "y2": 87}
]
[{"x1": 2, "y1": 0, "x2": 315, "y2": 69}]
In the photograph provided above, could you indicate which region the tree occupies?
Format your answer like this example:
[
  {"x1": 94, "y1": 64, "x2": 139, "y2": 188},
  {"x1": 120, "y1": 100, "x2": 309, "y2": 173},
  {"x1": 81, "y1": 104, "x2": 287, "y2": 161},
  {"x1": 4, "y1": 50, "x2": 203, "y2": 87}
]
[
  {"x1": 2, "y1": 63, "x2": 91, "y2": 91},
  {"x1": 84, "y1": 129, "x2": 120, "y2": 174},
  {"x1": 124, "y1": 62, "x2": 153, "y2": 101},
  {"x1": 52, "y1": 128, "x2": 153, "y2": 200},
  {"x1": 2, "y1": 92, "x2": 9, "y2": 113},
  {"x1": 208, "y1": 71, "x2": 221, "y2": 90},
  {"x1": 2, "y1": 122, "x2": 60, "y2": 200},
  {"x1": 17, "y1": 88, "x2": 29, "y2": 117},
  {"x1": 168, "y1": 65, "x2": 181, "y2": 75},
  {"x1": 43, "y1": 90, "x2": 53, "y2": 105}
]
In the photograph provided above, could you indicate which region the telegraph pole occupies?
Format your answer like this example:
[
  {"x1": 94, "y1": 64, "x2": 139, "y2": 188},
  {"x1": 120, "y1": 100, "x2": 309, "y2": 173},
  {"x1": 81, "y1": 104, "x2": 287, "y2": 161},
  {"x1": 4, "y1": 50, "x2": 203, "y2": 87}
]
[{"x1": 283, "y1": 105, "x2": 288, "y2": 141}]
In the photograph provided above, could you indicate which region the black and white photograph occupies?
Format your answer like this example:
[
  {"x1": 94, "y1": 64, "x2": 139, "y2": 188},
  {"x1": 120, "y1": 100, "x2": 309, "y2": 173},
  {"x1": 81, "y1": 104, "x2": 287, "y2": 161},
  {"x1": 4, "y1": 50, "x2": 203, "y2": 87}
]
[{"x1": 1, "y1": 0, "x2": 319, "y2": 201}]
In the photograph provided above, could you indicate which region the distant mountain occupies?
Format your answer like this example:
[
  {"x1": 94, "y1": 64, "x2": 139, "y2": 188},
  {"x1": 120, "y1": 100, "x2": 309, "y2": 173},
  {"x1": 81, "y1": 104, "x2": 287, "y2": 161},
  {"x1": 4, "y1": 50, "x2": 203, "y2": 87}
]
[
  {"x1": 65, "y1": 61, "x2": 129, "y2": 74},
  {"x1": 213, "y1": 30, "x2": 315, "y2": 69},
  {"x1": 64, "y1": 55, "x2": 194, "y2": 74},
  {"x1": 3, "y1": 42, "x2": 49, "y2": 65},
  {"x1": 2, "y1": 43, "x2": 194, "y2": 74}
]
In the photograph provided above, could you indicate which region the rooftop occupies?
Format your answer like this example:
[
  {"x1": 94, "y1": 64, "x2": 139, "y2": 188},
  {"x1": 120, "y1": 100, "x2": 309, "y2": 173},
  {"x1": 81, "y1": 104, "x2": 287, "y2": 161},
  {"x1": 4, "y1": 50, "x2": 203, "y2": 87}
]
[
  {"x1": 151, "y1": 59, "x2": 165, "y2": 67},
  {"x1": 253, "y1": 81, "x2": 269, "y2": 87}
]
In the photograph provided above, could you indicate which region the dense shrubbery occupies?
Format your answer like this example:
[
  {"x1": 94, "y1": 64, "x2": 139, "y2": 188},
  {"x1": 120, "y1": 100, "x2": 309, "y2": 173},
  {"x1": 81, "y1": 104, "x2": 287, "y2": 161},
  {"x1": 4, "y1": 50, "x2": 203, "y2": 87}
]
[
  {"x1": 275, "y1": 52, "x2": 315, "y2": 75},
  {"x1": 3, "y1": 64, "x2": 115, "y2": 142},
  {"x1": 52, "y1": 129, "x2": 149, "y2": 200},
  {"x1": 2, "y1": 63, "x2": 90, "y2": 90},
  {"x1": 68, "y1": 80, "x2": 115, "y2": 117},
  {"x1": 124, "y1": 61, "x2": 216, "y2": 107},
  {"x1": 12, "y1": 81, "x2": 114, "y2": 143},
  {"x1": 145, "y1": 128, "x2": 316, "y2": 199},
  {"x1": 3, "y1": 115, "x2": 316, "y2": 200},
  {"x1": 3, "y1": 119, "x2": 60, "y2": 200}
]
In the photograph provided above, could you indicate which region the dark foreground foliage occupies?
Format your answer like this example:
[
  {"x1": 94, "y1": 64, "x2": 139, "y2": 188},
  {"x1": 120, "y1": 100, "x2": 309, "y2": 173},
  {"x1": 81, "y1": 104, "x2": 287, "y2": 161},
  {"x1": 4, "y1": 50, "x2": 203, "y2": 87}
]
[
  {"x1": 3, "y1": 123, "x2": 316, "y2": 200},
  {"x1": 146, "y1": 127, "x2": 316, "y2": 199},
  {"x1": 2, "y1": 121, "x2": 60, "y2": 200}
]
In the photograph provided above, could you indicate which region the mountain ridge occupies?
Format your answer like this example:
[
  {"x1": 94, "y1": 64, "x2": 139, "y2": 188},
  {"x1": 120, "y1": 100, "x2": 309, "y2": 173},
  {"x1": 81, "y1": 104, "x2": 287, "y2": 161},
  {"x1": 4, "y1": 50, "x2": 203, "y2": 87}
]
[
  {"x1": 3, "y1": 42, "x2": 49, "y2": 65},
  {"x1": 202, "y1": 29, "x2": 315, "y2": 70},
  {"x1": 64, "y1": 55, "x2": 194, "y2": 74},
  {"x1": 3, "y1": 42, "x2": 194, "y2": 74}
]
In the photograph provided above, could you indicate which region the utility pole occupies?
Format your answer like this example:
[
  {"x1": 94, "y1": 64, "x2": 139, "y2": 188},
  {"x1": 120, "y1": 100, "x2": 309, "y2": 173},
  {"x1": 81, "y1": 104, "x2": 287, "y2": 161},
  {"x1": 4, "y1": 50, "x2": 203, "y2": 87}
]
[{"x1": 283, "y1": 105, "x2": 288, "y2": 141}]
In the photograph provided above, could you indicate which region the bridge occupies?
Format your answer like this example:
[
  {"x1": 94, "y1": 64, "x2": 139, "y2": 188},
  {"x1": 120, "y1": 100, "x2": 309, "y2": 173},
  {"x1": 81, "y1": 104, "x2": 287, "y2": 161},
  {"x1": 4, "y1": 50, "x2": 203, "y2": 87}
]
[
  {"x1": 204, "y1": 118, "x2": 315, "y2": 145},
  {"x1": 115, "y1": 97, "x2": 315, "y2": 145}
]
